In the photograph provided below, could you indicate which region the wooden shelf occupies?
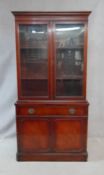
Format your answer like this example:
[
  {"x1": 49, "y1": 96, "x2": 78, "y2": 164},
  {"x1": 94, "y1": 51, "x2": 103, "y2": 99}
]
[
  {"x1": 21, "y1": 75, "x2": 82, "y2": 80},
  {"x1": 21, "y1": 60, "x2": 47, "y2": 64},
  {"x1": 21, "y1": 74, "x2": 48, "y2": 80},
  {"x1": 21, "y1": 78, "x2": 48, "y2": 80},
  {"x1": 57, "y1": 47, "x2": 83, "y2": 50},
  {"x1": 20, "y1": 47, "x2": 47, "y2": 49},
  {"x1": 20, "y1": 47, "x2": 83, "y2": 50},
  {"x1": 57, "y1": 75, "x2": 83, "y2": 80}
]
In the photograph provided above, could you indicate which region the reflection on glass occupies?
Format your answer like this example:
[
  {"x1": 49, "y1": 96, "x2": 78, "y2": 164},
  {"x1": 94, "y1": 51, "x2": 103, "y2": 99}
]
[
  {"x1": 19, "y1": 24, "x2": 48, "y2": 97},
  {"x1": 55, "y1": 24, "x2": 84, "y2": 96}
]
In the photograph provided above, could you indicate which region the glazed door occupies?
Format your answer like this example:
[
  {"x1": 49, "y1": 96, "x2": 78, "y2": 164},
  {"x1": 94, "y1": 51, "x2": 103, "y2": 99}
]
[
  {"x1": 17, "y1": 21, "x2": 87, "y2": 99},
  {"x1": 54, "y1": 23, "x2": 86, "y2": 99},
  {"x1": 18, "y1": 23, "x2": 50, "y2": 99}
]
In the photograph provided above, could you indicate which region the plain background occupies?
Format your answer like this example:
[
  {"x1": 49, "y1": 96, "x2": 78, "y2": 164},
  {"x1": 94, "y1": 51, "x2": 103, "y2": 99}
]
[
  {"x1": 0, "y1": 0, "x2": 104, "y2": 175},
  {"x1": 0, "y1": 0, "x2": 104, "y2": 139}
]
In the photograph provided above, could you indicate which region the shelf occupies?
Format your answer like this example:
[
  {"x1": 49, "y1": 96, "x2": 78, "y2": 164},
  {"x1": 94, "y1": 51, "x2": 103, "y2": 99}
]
[
  {"x1": 21, "y1": 78, "x2": 48, "y2": 81},
  {"x1": 20, "y1": 47, "x2": 47, "y2": 50},
  {"x1": 56, "y1": 75, "x2": 83, "y2": 80},
  {"x1": 57, "y1": 47, "x2": 83, "y2": 50},
  {"x1": 20, "y1": 47, "x2": 83, "y2": 50},
  {"x1": 21, "y1": 60, "x2": 47, "y2": 64},
  {"x1": 21, "y1": 75, "x2": 48, "y2": 80},
  {"x1": 21, "y1": 75, "x2": 82, "y2": 80}
]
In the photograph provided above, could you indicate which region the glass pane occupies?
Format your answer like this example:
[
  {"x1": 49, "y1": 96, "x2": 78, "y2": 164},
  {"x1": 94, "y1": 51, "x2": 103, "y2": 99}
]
[
  {"x1": 55, "y1": 24, "x2": 84, "y2": 97},
  {"x1": 19, "y1": 24, "x2": 48, "y2": 97}
]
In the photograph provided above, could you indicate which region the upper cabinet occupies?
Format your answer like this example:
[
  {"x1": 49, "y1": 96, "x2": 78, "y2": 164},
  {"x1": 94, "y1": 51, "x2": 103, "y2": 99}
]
[{"x1": 14, "y1": 12, "x2": 90, "y2": 100}]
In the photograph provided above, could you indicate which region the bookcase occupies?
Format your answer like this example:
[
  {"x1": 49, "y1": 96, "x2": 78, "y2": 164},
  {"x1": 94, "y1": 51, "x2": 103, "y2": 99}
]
[{"x1": 13, "y1": 11, "x2": 90, "y2": 161}]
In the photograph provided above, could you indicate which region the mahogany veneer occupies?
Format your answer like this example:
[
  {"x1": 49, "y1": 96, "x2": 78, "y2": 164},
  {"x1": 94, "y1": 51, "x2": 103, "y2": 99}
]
[{"x1": 13, "y1": 11, "x2": 90, "y2": 161}]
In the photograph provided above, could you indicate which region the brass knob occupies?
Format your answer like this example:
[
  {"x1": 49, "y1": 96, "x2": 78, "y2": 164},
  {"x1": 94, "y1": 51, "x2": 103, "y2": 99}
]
[
  {"x1": 28, "y1": 108, "x2": 35, "y2": 114},
  {"x1": 69, "y1": 108, "x2": 76, "y2": 115}
]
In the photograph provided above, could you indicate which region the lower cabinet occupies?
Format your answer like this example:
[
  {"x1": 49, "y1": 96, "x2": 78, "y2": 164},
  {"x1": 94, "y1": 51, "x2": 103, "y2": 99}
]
[{"x1": 16, "y1": 116, "x2": 88, "y2": 161}]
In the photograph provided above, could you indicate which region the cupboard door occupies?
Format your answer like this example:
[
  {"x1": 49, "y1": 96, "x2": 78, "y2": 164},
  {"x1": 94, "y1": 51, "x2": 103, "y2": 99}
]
[
  {"x1": 54, "y1": 23, "x2": 85, "y2": 98},
  {"x1": 17, "y1": 118, "x2": 50, "y2": 153},
  {"x1": 54, "y1": 118, "x2": 87, "y2": 152},
  {"x1": 19, "y1": 24, "x2": 49, "y2": 98}
]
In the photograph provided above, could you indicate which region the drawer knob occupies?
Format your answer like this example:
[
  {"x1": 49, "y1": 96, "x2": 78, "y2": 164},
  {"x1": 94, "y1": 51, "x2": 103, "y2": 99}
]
[
  {"x1": 28, "y1": 108, "x2": 35, "y2": 114},
  {"x1": 69, "y1": 108, "x2": 76, "y2": 115}
]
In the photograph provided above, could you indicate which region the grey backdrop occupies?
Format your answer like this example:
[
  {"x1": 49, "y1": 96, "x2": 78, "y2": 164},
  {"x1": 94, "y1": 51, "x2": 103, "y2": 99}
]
[{"x1": 0, "y1": 0, "x2": 104, "y2": 139}]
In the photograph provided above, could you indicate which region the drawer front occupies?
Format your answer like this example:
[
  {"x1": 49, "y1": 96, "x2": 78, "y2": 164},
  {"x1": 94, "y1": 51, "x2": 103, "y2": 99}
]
[{"x1": 16, "y1": 105, "x2": 88, "y2": 116}]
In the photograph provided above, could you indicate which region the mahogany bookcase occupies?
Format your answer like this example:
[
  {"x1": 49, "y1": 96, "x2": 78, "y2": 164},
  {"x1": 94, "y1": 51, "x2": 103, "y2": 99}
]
[{"x1": 13, "y1": 11, "x2": 90, "y2": 161}]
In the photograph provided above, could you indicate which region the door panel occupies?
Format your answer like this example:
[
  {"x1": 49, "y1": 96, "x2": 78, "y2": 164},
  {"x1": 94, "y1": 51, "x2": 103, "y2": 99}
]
[
  {"x1": 19, "y1": 24, "x2": 49, "y2": 98},
  {"x1": 17, "y1": 118, "x2": 50, "y2": 152},
  {"x1": 54, "y1": 23, "x2": 85, "y2": 97},
  {"x1": 54, "y1": 118, "x2": 87, "y2": 152}
]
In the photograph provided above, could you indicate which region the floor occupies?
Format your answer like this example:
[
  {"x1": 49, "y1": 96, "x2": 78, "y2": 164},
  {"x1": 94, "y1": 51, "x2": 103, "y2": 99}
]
[{"x1": 0, "y1": 137, "x2": 104, "y2": 175}]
